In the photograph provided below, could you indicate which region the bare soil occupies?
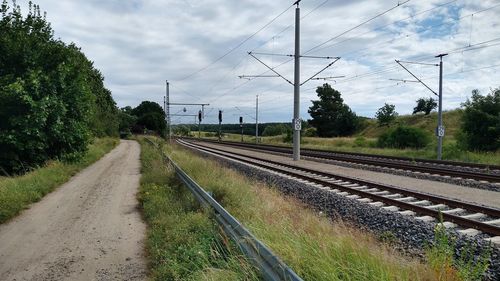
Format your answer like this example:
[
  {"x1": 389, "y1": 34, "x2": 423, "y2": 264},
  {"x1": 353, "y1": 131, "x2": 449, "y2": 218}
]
[{"x1": 0, "y1": 140, "x2": 147, "y2": 281}]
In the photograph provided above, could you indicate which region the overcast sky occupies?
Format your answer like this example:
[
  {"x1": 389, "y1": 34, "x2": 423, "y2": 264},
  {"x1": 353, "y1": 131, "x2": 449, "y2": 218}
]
[{"x1": 17, "y1": 0, "x2": 500, "y2": 124}]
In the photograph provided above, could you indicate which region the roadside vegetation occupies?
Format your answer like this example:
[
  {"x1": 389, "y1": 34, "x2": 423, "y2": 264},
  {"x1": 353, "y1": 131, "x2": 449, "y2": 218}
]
[
  {"x1": 0, "y1": 1, "x2": 120, "y2": 174},
  {"x1": 177, "y1": 86, "x2": 499, "y2": 165},
  {"x1": 0, "y1": 138, "x2": 118, "y2": 224},
  {"x1": 137, "y1": 137, "x2": 260, "y2": 280},
  {"x1": 152, "y1": 137, "x2": 448, "y2": 280}
]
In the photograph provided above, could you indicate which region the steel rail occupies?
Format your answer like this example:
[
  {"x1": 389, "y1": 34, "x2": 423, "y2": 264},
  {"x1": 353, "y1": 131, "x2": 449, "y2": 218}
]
[
  {"x1": 184, "y1": 138, "x2": 500, "y2": 183},
  {"x1": 179, "y1": 139, "x2": 500, "y2": 237},
  {"x1": 145, "y1": 138, "x2": 303, "y2": 281}
]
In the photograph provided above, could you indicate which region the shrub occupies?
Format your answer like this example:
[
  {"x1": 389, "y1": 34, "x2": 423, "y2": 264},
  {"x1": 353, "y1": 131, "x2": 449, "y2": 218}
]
[
  {"x1": 458, "y1": 88, "x2": 499, "y2": 151},
  {"x1": 377, "y1": 126, "x2": 431, "y2": 149}
]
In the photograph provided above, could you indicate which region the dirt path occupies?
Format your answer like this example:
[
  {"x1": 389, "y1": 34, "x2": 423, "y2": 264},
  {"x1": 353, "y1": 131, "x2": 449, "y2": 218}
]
[{"x1": 0, "y1": 140, "x2": 147, "y2": 281}]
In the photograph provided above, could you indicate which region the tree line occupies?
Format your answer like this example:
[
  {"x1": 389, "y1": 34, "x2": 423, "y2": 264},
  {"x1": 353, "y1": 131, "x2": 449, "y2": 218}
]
[
  {"x1": 308, "y1": 83, "x2": 499, "y2": 151},
  {"x1": 0, "y1": 1, "x2": 119, "y2": 173}
]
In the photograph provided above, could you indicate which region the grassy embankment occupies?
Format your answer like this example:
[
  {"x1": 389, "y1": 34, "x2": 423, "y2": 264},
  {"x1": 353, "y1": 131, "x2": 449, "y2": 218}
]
[
  {"x1": 137, "y1": 137, "x2": 260, "y2": 280},
  {"x1": 0, "y1": 138, "x2": 119, "y2": 224},
  {"x1": 142, "y1": 136, "x2": 451, "y2": 280},
  {"x1": 196, "y1": 110, "x2": 499, "y2": 165}
]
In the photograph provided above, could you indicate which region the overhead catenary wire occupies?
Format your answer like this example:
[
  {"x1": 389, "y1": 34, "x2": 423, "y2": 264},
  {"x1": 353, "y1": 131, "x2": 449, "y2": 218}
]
[
  {"x1": 175, "y1": 3, "x2": 295, "y2": 82},
  {"x1": 303, "y1": 0, "x2": 411, "y2": 55}
]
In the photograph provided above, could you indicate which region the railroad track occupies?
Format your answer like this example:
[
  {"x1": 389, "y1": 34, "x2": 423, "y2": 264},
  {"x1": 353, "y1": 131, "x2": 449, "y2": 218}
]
[
  {"x1": 183, "y1": 138, "x2": 500, "y2": 184},
  {"x1": 178, "y1": 139, "x2": 500, "y2": 244}
]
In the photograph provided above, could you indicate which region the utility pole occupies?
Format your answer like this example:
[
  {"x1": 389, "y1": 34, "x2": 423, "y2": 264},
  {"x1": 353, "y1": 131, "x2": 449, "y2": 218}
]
[
  {"x1": 239, "y1": 116, "x2": 244, "y2": 142},
  {"x1": 165, "y1": 80, "x2": 171, "y2": 141},
  {"x1": 255, "y1": 95, "x2": 259, "y2": 144},
  {"x1": 218, "y1": 110, "x2": 223, "y2": 142},
  {"x1": 163, "y1": 95, "x2": 166, "y2": 138},
  {"x1": 436, "y1": 53, "x2": 447, "y2": 160},
  {"x1": 395, "y1": 54, "x2": 447, "y2": 160},
  {"x1": 240, "y1": 0, "x2": 339, "y2": 160},
  {"x1": 292, "y1": 1, "x2": 301, "y2": 161}
]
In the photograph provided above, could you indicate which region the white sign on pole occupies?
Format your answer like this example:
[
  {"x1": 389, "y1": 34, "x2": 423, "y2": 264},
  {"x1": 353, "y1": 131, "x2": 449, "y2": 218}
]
[
  {"x1": 437, "y1": 126, "x2": 445, "y2": 137},
  {"x1": 293, "y1": 118, "x2": 302, "y2": 131}
]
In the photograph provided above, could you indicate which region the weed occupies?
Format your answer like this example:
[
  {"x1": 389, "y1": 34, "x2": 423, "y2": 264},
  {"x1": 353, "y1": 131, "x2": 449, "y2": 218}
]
[
  {"x1": 137, "y1": 138, "x2": 260, "y2": 280},
  {"x1": 426, "y1": 215, "x2": 491, "y2": 281},
  {"x1": 163, "y1": 139, "x2": 441, "y2": 280}
]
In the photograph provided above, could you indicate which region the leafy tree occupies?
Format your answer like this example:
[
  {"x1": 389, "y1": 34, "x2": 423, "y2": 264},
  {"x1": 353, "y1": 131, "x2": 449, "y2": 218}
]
[
  {"x1": 413, "y1": 97, "x2": 437, "y2": 115},
  {"x1": 308, "y1": 83, "x2": 358, "y2": 137},
  {"x1": 173, "y1": 125, "x2": 190, "y2": 136},
  {"x1": 118, "y1": 109, "x2": 137, "y2": 133},
  {"x1": 0, "y1": 1, "x2": 118, "y2": 173},
  {"x1": 458, "y1": 88, "x2": 500, "y2": 151},
  {"x1": 375, "y1": 103, "x2": 398, "y2": 126},
  {"x1": 132, "y1": 101, "x2": 164, "y2": 117},
  {"x1": 131, "y1": 101, "x2": 166, "y2": 135}
]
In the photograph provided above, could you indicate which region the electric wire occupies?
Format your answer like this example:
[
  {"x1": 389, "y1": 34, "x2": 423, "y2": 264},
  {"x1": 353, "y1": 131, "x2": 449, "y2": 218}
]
[{"x1": 175, "y1": 3, "x2": 295, "y2": 82}]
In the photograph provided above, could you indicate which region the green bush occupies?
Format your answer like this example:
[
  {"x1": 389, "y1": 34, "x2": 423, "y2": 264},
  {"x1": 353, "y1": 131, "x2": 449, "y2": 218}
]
[
  {"x1": 377, "y1": 126, "x2": 431, "y2": 149},
  {"x1": 458, "y1": 88, "x2": 499, "y2": 151},
  {"x1": 0, "y1": 2, "x2": 118, "y2": 173}
]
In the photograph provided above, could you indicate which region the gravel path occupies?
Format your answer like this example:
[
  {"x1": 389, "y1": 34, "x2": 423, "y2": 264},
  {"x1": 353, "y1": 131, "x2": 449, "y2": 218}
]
[
  {"x1": 0, "y1": 140, "x2": 147, "y2": 281},
  {"x1": 199, "y1": 141, "x2": 500, "y2": 209}
]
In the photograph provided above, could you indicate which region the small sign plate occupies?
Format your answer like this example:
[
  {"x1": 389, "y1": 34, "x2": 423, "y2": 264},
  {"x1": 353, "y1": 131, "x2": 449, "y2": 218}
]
[
  {"x1": 436, "y1": 126, "x2": 445, "y2": 137},
  {"x1": 293, "y1": 118, "x2": 302, "y2": 131}
]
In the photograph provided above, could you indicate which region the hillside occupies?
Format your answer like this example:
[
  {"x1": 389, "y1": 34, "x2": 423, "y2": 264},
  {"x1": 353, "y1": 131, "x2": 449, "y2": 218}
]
[{"x1": 358, "y1": 110, "x2": 463, "y2": 139}]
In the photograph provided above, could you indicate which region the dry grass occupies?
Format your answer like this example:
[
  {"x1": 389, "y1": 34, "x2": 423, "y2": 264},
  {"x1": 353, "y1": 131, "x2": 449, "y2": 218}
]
[{"x1": 165, "y1": 141, "x2": 450, "y2": 280}]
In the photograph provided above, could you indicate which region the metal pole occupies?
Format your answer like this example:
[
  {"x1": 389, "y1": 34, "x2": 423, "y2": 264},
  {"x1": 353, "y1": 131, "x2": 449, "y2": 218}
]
[
  {"x1": 163, "y1": 95, "x2": 166, "y2": 137},
  {"x1": 436, "y1": 54, "x2": 446, "y2": 160},
  {"x1": 292, "y1": 3, "x2": 301, "y2": 161},
  {"x1": 166, "y1": 80, "x2": 171, "y2": 141},
  {"x1": 256, "y1": 95, "x2": 259, "y2": 144}
]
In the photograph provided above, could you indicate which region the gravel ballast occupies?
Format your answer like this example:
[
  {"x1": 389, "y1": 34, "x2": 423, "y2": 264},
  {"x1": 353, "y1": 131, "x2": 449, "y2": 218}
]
[{"x1": 183, "y1": 144, "x2": 500, "y2": 280}]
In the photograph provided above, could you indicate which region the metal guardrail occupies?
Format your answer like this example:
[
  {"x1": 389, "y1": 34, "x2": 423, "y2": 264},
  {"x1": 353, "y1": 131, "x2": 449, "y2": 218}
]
[{"x1": 145, "y1": 138, "x2": 303, "y2": 281}]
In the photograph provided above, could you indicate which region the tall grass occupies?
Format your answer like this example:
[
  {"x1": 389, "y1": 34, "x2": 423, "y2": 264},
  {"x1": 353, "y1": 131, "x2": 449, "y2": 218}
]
[
  {"x1": 163, "y1": 139, "x2": 443, "y2": 280},
  {"x1": 137, "y1": 138, "x2": 260, "y2": 280},
  {"x1": 0, "y1": 138, "x2": 119, "y2": 224}
]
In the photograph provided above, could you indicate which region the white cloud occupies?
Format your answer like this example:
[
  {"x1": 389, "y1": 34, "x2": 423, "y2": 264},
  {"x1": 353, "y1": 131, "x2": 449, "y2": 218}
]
[{"x1": 17, "y1": 0, "x2": 500, "y2": 124}]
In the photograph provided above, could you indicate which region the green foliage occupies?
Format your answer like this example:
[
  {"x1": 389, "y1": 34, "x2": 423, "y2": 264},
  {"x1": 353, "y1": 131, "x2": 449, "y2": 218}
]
[
  {"x1": 458, "y1": 88, "x2": 500, "y2": 151},
  {"x1": 173, "y1": 125, "x2": 190, "y2": 136},
  {"x1": 118, "y1": 108, "x2": 137, "y2": 132},
  {"x1": 413, "y1": 97, "x2": 437, "y2": 115},
  {"x1": 308, "y1": 83, "x2": 358, "y2": 137},
  {"x1": 262, "y1": 123, "x2": 288, "y2": 136},
  {"x1": 426, "y1": 218, "x2": 491, "y2": 281},
  {"x1": 375, "y1": 103, "x2": 398, "y2": 126},
  {"x1": 131, "y1": 101, "x2": 166, "y2": 135},
  {"x1": 0, "y1": 1, "x2": 118, "y2": 173},
  {"x1": 138, "y1": 138, "x2": 259, "y2": 280},
  {"x1": 377, "y1": 126, "x2": 431, "y2": 149}
]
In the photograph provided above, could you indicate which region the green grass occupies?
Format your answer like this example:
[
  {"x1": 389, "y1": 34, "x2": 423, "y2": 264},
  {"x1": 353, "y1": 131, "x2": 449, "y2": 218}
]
[
  {"x1": 161, "y1": 138, "x2": 445, "y2": 281},
  {"x1": 137, "y1": 137, "x2": 260, "y2": 281},
  {"x1": 0, "y1": 137, "x2": 119, "y2": 224},
  {"x1": 195, "y1": 131, "x2": 500, "y2": 165},
  {"x1": 191, "y1": 109, "x2": 499, "y2": 165}
]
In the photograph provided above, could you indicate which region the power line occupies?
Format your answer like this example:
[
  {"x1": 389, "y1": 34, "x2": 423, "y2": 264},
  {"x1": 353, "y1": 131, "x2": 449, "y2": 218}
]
[
  {"x1": 304, "y1": 0, "x2": 411, "y2": 55},
  {"x1": 175, "y1": 3, "x2": 295, "y2": 82}
]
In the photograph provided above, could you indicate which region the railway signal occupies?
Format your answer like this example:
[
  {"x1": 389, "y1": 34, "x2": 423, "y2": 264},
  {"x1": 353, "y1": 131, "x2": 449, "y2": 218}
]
[
  {"x1": 218, "y1": 110, "x2": 223, "y2": 141},
  {"x1": 239, "y1": 116, "x2": 244, "y2": 142},
  {"x1": 198, "y1": 110, "x2": 202, "y2": 138}
]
